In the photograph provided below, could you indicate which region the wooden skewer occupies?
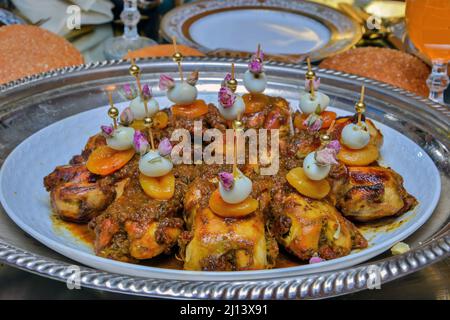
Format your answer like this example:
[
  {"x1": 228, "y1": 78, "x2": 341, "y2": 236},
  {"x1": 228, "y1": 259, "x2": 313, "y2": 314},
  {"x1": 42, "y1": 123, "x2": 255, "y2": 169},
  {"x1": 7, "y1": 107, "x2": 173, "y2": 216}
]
[
  {"x1": 357, "y1": 85, "x2": 365, "y2": 126},
  {"x1": 256, "y1": 43, "x2": 261, "y2": 59},
  {"x1": 288, "y1": 108, "x2": 295, "y2": 136},
  {"x1": 172, "y1": 36, "x2": 178, "y2": 52},
  {"x1": 231, "y1": 62, "x2": 235, "y2": 79},
  {"x1": 307, "y1": 56, "x2": 312, "y2": 72},
  {"x1": 149, "y1": 129, "x2": 155, "y2": 150},
  {"x1": 326, "y1": 120, "x2": 336, "y2": 135},
  {"x1": 232, "y1": 112, "x2": 243, "y2": 178},
  {"x1": 309, "y1": 79, "x2": 315, "y2": 100}
]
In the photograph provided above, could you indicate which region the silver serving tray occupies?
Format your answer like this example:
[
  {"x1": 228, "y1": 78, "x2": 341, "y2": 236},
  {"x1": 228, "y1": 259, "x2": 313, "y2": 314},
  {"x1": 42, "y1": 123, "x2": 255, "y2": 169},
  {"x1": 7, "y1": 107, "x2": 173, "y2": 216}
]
[{"x1": 0, "y1": 58, "x2": 448, "y2": 299}]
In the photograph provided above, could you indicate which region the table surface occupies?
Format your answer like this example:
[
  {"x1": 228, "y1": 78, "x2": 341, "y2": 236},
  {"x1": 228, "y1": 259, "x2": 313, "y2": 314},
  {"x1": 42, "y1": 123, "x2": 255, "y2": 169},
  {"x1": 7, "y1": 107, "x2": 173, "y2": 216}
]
[{"x1": 0, "y1": 258, "x2": 448, "y2": 299}]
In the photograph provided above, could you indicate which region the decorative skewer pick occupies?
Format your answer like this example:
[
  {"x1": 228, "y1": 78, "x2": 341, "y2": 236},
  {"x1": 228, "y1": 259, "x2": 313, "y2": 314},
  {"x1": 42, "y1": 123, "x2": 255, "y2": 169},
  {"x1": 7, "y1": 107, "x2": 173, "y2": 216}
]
[
  {"x1": 108, "y1": 92, "x2": 119, "y2": 129},
  {"x1": 227, "y1": 63, "x2": 238, "y2": 92},
  {"x1": 355, "y1": 85, "x2": 366, "y2": 126},
  {"x1": 129, "y1": 57, "x2": 154, "y2": 149},
  {"x1": 232, "y1": 113, "x2": 244, "y2": 178},
  {"x1": 172, "y1": 36, "x2": 184, "y2": 81},
  {"x1": 306, "y1": 57, "x2": 316, "y2": 100}
]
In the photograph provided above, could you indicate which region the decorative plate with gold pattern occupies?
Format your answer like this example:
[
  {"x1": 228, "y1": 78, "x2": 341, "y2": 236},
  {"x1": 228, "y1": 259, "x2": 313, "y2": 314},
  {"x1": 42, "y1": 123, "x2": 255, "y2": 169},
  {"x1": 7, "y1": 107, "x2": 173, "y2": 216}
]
[{"x1": 160, "y1": 0, "x2": 363, "y2": 62}]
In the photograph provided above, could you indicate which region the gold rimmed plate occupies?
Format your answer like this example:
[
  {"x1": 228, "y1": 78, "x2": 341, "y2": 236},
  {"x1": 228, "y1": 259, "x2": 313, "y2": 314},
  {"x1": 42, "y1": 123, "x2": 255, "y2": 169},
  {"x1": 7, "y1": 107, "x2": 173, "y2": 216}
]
[{"x1": 160, "y1": 0, "x2": 363, "y2": 62}]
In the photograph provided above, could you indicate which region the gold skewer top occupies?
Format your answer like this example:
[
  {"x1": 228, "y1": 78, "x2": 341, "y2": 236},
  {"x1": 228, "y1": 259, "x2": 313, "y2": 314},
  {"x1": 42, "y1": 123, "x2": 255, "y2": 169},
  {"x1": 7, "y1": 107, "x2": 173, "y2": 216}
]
[
  {"x1": 129, "y1": 56, "x2": 140, "y2": 78},
  {"x1": 107, "y1": 92, "x2": 119, "y2": 129},
  {"x1": 227, "y1": 63, "x2": 238, "y2": 92},
  {"x1": 305, "y1": 57, "x2": 315, "y2": 80}
]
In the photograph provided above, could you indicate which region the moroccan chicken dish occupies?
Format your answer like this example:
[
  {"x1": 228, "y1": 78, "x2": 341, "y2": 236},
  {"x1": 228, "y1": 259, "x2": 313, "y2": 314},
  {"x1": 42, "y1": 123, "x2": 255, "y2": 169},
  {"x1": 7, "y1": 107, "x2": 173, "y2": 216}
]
[{"x1": 43, "y1": 49, "x2": 417, "y2": 271}]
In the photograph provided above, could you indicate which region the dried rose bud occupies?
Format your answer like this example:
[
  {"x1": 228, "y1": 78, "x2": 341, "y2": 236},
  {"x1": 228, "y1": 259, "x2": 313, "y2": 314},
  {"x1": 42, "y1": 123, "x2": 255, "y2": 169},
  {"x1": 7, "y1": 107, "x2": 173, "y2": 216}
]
[
  {"x1": 218, "y1": 86, "x2": 236, "y2": 109},
  {"x1": 303, "y1": 113, "x2": 323, "y2": 132},
  {"x1": 133, "y1": 130, "x2": 149, "y2": 155},
  {"x1": 120, "y1": 84, "x2": 138, "y2": 100},
  {"x1": 327, "y1": 140, "x2": 341, "y2": 154},
  {"x1": 158, "y1": 138, "x2": 172, "y2": 156},
  {"x1": 309, "y1": 256, "x2": 324, "y2": 264},
  {"x1": 120, "y1": 107, "x2": 134, "y2": 126},
  {"x1": 142, "y1": 84, "x2": 152, "y2": 100},
  {"x1": 221, "y1": 73, "x2": 232, "y2": 87},
  {"x1": 315, "y1": 147, "x2": 339, "y2": 166},
  {"x1": 187, "y1": 71, "x2": 199, "y2": 86},
  {"x1": 159, "y1": 74, "x2": 175, "y2": 91},
  {"x1": 101, "y1": 124, "x2": 114, "y2": 138},
  {"x1": 218, "y1": 172, "x2": 234, "y2": 191},
  {"x1": 305, "y1": 78, "x2": 321, "y2": 91}
]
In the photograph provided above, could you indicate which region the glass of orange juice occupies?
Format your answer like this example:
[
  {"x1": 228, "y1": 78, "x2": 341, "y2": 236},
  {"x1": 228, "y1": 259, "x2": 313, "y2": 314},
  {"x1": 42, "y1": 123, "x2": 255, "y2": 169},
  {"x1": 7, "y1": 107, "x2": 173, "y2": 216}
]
[{"x1": 406, "y1": 0, "x2": 450, "y2": 104}]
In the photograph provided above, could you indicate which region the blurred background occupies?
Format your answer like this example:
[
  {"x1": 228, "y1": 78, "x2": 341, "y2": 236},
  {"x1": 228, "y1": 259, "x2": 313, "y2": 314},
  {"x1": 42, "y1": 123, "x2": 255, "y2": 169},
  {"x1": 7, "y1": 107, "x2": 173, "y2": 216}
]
[{"x1": 1, "y1": 0, "x2": 448, "y2": 104}]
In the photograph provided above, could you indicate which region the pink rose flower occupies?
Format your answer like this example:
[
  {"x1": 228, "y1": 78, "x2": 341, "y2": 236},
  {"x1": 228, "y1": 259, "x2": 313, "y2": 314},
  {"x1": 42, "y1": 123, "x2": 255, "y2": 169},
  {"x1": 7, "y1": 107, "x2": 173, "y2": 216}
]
[
  {"x1": 142, "y1": 84, "x2": 152, "y2": 100},
  {"x1": 218, "y1": 86, "x2": 236, "y2": 108},
  {"x1": 120, "y1": 84, "x2": 138, "y2": 100},
  {"x1": 120, "y1": 107, "x2": 134, "y2": 126},
  {"x1": 303, "y1": 113, "x2": 323, "y2": 132},
  {"x1": 221, "y1": 73, "x2": 232, "y2": 87},
  {"x1": 100, "y1": 124, "x2": 114, "y2": 138},
  {"x1": 309, "y1": 256, "x2": 324, "y2": 264},
  {"x1": 315, "y1": 148, "x2": 338, "y2": 166},
  {"x1": 158, "y1": 138, "x2": 172, "y2": 156},
  {"x1": 305, "y1": 78, "x2": 321, "y2": 91},
  {"x1": 218, "y1": 172, "x2": 234, "y2": 191},
  {"x1": 327, "y1": 140, "x2": 341, "y2": 154},
  {"x1": 315, "y1": 140, "x2": 341, "y2": 166},
  {"x1": 159, "y1": 74, "x2": 175, "y2": 91},
  {"x1": 187, "y1": 71, "x2": 199, "y2": 86},
  {"x1": 248, "y1": 49, "x2": 264, "y2": 74},
  {"x1": 133, "y1": 130, "x2": 149, "y2": 155}
]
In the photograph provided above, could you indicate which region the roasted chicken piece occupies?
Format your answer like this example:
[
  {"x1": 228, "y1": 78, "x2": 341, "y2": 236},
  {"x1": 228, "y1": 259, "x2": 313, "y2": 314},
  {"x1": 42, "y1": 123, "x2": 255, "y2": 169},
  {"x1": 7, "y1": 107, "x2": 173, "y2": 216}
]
[
  {"x1": 90, "y1": 163, "x2": 198, "y2": 262},
  {"x1": 44, "y1": 163, "x2": 115, "y2": 223},
  {"x1": 242, "y1": 95, "x2": 291, "y2": 136},
  {"x1": 180, "y1": 172, "x2": 278, "y2": 271},
  {"x1": 169, "y1": 103, "x2": 228, "y2": 134},
  {"x1": 272, "y1": 190, "x2": 367, "y2": 260},
  {"x1": 330, "y1": 166, "x2": 417, "y2": 222}
]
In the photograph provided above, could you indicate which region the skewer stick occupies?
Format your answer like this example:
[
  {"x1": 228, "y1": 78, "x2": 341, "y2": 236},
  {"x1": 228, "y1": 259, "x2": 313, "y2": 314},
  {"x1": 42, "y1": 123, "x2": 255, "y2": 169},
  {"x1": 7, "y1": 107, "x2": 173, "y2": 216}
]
[
  {"x1": 288, "y1": 107, "x2": 295, "y2": 136},
  {"x1": 309, "y1": 79, "x2": 315, "y2": 100},
  {"x1": 357, "y1": 85, "x2": 365, "y2": 126},
  {"x1": 108, "y1": 92, "x2": 118, "y2": 129},
  {"x1": 172, "y1": 36, "x2": 184, "y2": 82},
  {"x1": 256, "y1": 43, "x2": 261, "y2": 59},
  {"x1": 149, "y1": 129, "x2": 155, "y2": 150},
  {"x1": 130, "y1": 57, "x2": 149, "y2": 116},
  {"x1": 307, "y1": 56, "x2": 312, "y2": 72},
  {"x1": 326, "y1": 120, "x2": 336, "y2": 135},
  {"x1": 232, "y1": 112, "x2": 243, "y2": 178},
  {"x1": 231, "y1": 62, "x2": 235, "y2": 79},
  {"x1": 306, "y1": 57, "x2": 316, "y2": 100}
]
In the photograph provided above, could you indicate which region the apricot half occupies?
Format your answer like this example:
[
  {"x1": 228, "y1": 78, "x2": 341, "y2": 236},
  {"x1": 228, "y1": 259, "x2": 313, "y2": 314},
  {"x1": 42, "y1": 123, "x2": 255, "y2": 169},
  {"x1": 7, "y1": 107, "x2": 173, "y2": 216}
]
[
  {"x1": 87, "y1": 145, "x2": 135, "y2": 176},
  {"x1": 286, "y1": 167, "x2": 330, "y2": 200},
  {"x1": 139, "y1": 172, "x2": 175, "y2": 200},
  {"x1": 209, "y1": 189, "x2": 258, "y2": 218}
]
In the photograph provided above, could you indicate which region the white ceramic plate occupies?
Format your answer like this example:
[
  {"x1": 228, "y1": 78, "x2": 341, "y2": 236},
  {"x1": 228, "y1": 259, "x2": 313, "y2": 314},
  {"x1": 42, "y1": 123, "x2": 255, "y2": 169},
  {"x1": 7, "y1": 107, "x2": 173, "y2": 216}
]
[
  {"x1": 0, "y1": 93, "x2": 441, "y2": 281},
  {"x1": 189, "y1": 9, "x2": 331, "y2": 55},
  {"x1": 160, "y1": 0, "x2": 362, "y2": 61}
]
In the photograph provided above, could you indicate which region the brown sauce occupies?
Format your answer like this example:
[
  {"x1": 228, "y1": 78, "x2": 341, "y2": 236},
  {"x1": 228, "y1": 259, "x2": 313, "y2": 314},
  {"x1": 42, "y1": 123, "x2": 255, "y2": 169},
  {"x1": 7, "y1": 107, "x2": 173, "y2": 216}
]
[{"x1": 52, "y1": 212, "x2": 407, "y2": 270}]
